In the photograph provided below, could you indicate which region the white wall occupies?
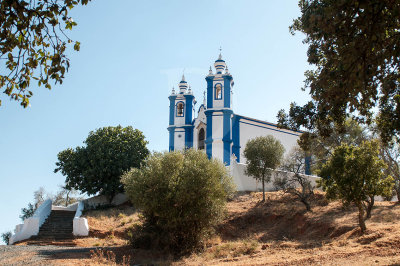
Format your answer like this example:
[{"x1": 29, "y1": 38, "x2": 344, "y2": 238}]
[
  {"x1": 230, "y1": 159, "x2": 319, "y2": 192},
  {"x1": 174, "y1": 129, "x2": 185, "y2": 151},
  {"x1": 239, "y1": 118, "x2": 300, "y2": 163}
]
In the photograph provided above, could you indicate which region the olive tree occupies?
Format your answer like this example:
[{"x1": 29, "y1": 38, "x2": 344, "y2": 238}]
[
  {"x1": 320, "y1": 140, "x2": 393, "y2": 232},
  {"x1": 122, "y1": 149, "x2": 235, "y2": 254},
  {"x1": 274, "y1": 146, "x2": 314, "y2": 211},
  {"x1": 244, "y1": 136, "x2": 285, "y2": 202}
]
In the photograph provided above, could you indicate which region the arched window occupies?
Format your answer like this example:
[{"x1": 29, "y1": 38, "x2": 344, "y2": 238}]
[
  {"x1": 215, "y1": 84, "x2": 222, "y2": 100},
  {"x1": 176, "y1": 102, "x2": 184, "y2": 117},
  {"x1": 198, "y1": 128, "x2": 205, "y2": 150}
]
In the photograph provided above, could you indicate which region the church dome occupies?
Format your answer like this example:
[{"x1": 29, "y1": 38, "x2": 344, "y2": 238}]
[{"x1": 214, "y1": 53, "x2": 226, "y2": 74}]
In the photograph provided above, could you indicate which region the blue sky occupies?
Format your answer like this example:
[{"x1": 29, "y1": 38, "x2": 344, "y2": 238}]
[{"x1": 0, "y1": 0, "x2": 310, "y2": 242}]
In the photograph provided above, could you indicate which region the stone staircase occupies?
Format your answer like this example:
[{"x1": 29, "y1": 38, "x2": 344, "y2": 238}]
[{"x1": 31, "y1": 210, "x2": 75, "y2": 241}]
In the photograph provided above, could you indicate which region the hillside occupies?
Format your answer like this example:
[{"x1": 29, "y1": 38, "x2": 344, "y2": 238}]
[{"x1": 15, "y1": 191, "x2": 400, "y2": 265}]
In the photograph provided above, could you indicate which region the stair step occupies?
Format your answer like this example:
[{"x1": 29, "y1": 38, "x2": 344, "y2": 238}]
[{"x1": 31, "y1": 209, "x2": 78, "y2": 242}]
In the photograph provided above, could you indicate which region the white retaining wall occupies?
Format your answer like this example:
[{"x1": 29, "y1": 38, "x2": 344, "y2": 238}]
[
  {"x1": 9, "y1": 199, "x2": 52, "y2": 245},
  {"x1": 230, "y1": 159, "x2": 320, "y2": 192},
  {"x1": 82, "y1": 193, "x2": 128, "y2": 209}
]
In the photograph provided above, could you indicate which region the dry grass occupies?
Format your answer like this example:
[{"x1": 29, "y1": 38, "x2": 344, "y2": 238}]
[
  {"x1": 178, "y1": 191, "x2": 400, "y2": 265},
  {"x1": 73, "y1": 204, "x2": 140, "y2": 247},
  {"x1": 17, "y1": 192, "x2": 400, "y2": 265}
]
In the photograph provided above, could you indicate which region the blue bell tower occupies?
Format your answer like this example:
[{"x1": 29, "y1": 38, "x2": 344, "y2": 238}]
[
  {"x1": 168, "y1": 75, "x2": 195, "y2": 151},
  {"x1": 204, "y1": 53, "x2": 234, "y2": 165}
]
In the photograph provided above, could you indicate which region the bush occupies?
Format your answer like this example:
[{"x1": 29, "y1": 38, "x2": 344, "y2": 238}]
[
  {"x1": 122, "y1": 149, "x2": 236, "y2": 254},
  {"x1": 1, "y1": 231, "x2": 12, "y2": 245}
]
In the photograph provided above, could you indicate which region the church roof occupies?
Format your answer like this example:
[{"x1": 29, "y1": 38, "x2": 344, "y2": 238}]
[{"x1": 234, "y1": 114, "x2": 304, "y2": 135}]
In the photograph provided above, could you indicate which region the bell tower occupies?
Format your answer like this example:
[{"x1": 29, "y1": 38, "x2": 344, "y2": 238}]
[
  {"x1": 168, "y1": 75, "x2": 195, "y2": 151},
  {"x1": 204, "y1": 53, "x2": 234, "y2": 165}
]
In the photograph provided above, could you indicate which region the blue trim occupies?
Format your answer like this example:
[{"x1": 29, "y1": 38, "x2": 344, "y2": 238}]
[
  {"x1": 224, "y1": 76, "x2": 232, "y2": 108},
  {"x1": 206, "y1": 113, "x2": 213, "y2": 159},
  {"x1": 239, "y1": 121, "x2": 301, "y2": 137},
  {"x1": 176, "y1": 101, "x2": 185, "y2": 117},
  {"x1": 305, "y1": 156, "x2": 311, "y2": 175},
  {"x1": 197, "y1": 104, "x2": 206, "y2": 113},
  {"x1": 214, "y1": 83, "x2": 223, "y2": 100},
  {"x1": 185, "y1": 126, "x2": 194, "y2": 149},
  {"x1": 223, "y1": 112, "x2": 231, "y2": 165},
  {"x1": 232, "y1": 115, "x2": 240, "y2": 162},
  {"x1": 204, "y1": 109, "x2": 233, "y2": 116},
  {"x1": 168, "y1": 125, "x2": 195, "y2": 129},
  {"x1": 206, "y1": 76, "x2": 214, "y2": 108},
  {"x1": 169, "y1": 95, "x2": 177, "y2": 125},
  {"x1": 185, "y1": 95, "x2": 194, "y2": 124},
  {"x1": 168, "y1": 127, "x2": 175, "y2": 151}
]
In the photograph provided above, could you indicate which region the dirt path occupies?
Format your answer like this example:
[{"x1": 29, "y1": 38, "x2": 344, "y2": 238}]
[{"x1": 0, "y1": 245, "x2": 96, "y2": 265}]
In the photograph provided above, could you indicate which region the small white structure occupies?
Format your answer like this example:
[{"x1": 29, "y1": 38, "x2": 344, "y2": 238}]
[{"x1": 168, "y1": 53, "x2": 312, "y2": 190}]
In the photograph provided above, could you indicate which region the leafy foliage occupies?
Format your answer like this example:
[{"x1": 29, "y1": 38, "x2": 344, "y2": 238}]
[
  {"x1": 0, "y1": 0, "x2": 90, "y2": 107},
  {"x1": 244, "y1": 136, "x2": 285, "y2": 202},
  {"x1": 281, "y1": 0, "x2": 400, "y2": 142},
  {"x1": 298, "y1": 118, "x2": 368, "y2": 173},
  {"x1": 319, "y1": 140, "x2": 394, "y2": 232},
  {"x1": 20, "y1": 202, "x2": 36, "y2": 221},
  {"x1": 52, "y1": 186, "x2": 83, "y2": 206},
  {"x1": 122, "y1": 149, "x2": 236, "y2": 254},
  {"x1": 19, "y1": 186, "x2": 81, "y2": 220},
  {"x1": 274, "y1": 146, "x2": 314, "y2": 211},
  {"x1": 1, "y1": 231, "x2": 12, "y2": 245},
  {"x1": 379, "y1": 138, "x2": 400, "y2": 202},
  {"x1": 55, "y1": 125, "x2": 149, "y2": 201}
]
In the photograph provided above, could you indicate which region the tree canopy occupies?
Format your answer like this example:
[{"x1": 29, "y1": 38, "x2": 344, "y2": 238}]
[
  {"x1": 55, "y1": 125, "x2": 149, "y2": 201},
  {"x1": 279, "y1": 0, "x2": 400, "y2": 143},
  {"x1": 0, "y1": 0, "x2": 90, "y2": 107},
  {"x1": 319, "y1": 140, "x2": 393, "y2": 232},
  {"x1": 244, "y1": 135, "x2": 285, "y2": 202}
]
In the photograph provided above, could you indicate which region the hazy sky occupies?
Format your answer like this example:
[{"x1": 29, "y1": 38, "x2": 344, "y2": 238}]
[{"x1": 0, "y1": 0, "x2": 311, "y2": 242}]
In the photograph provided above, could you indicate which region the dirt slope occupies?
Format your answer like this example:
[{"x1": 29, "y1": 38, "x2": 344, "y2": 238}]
[{"x1": 14, "y1": 192, "x2": 400, "y2": 265}]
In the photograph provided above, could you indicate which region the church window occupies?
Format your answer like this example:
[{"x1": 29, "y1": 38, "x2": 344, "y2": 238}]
[
  {"x1": 215, "y1": 84, "x2": 222, "y2": 100},
  {"x1": 176, "y1": 102, "x2": 184, "y2": 117},
  {"x1": 198, "y1": 128, "x2": 205, "y2": 150}
]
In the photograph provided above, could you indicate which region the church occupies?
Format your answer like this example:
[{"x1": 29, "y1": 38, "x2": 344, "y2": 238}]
[{"x1": 167, "y1": 54, "x2": 309, "y2": 187}]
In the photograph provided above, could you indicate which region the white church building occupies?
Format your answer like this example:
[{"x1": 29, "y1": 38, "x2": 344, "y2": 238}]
[{"x1": 168, "y1": 54, "x2": 311, "y2": 190}]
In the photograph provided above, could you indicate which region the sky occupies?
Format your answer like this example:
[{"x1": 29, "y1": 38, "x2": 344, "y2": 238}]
[{"x1": 0, "y1": 0, "x2": 311, "y2": 243}]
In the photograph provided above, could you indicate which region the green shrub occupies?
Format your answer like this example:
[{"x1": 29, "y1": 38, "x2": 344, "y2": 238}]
[
  {"x1": 1, "y1": 231, "x2": 12, "y2": 245},
  {"x1": 122, "y1": 149, "x2": 236, "y2": 254}
]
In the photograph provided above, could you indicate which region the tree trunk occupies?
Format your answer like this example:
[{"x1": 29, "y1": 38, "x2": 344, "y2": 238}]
[
  {"x1": 301, "y1": 199, "x2": 311, "y2": 212},
  {"x1": 366, "y1": 197, "x2": 374, "y2": 219},
  {"x1": 357, "y1": 201, "x2": 367, "y2": 233},
  {"x1": 262, "y1": 176, "x2": 265, "y2": 202},
  {"x1": 396, "y1": 187, "x2": 400, "y2": 203}
]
